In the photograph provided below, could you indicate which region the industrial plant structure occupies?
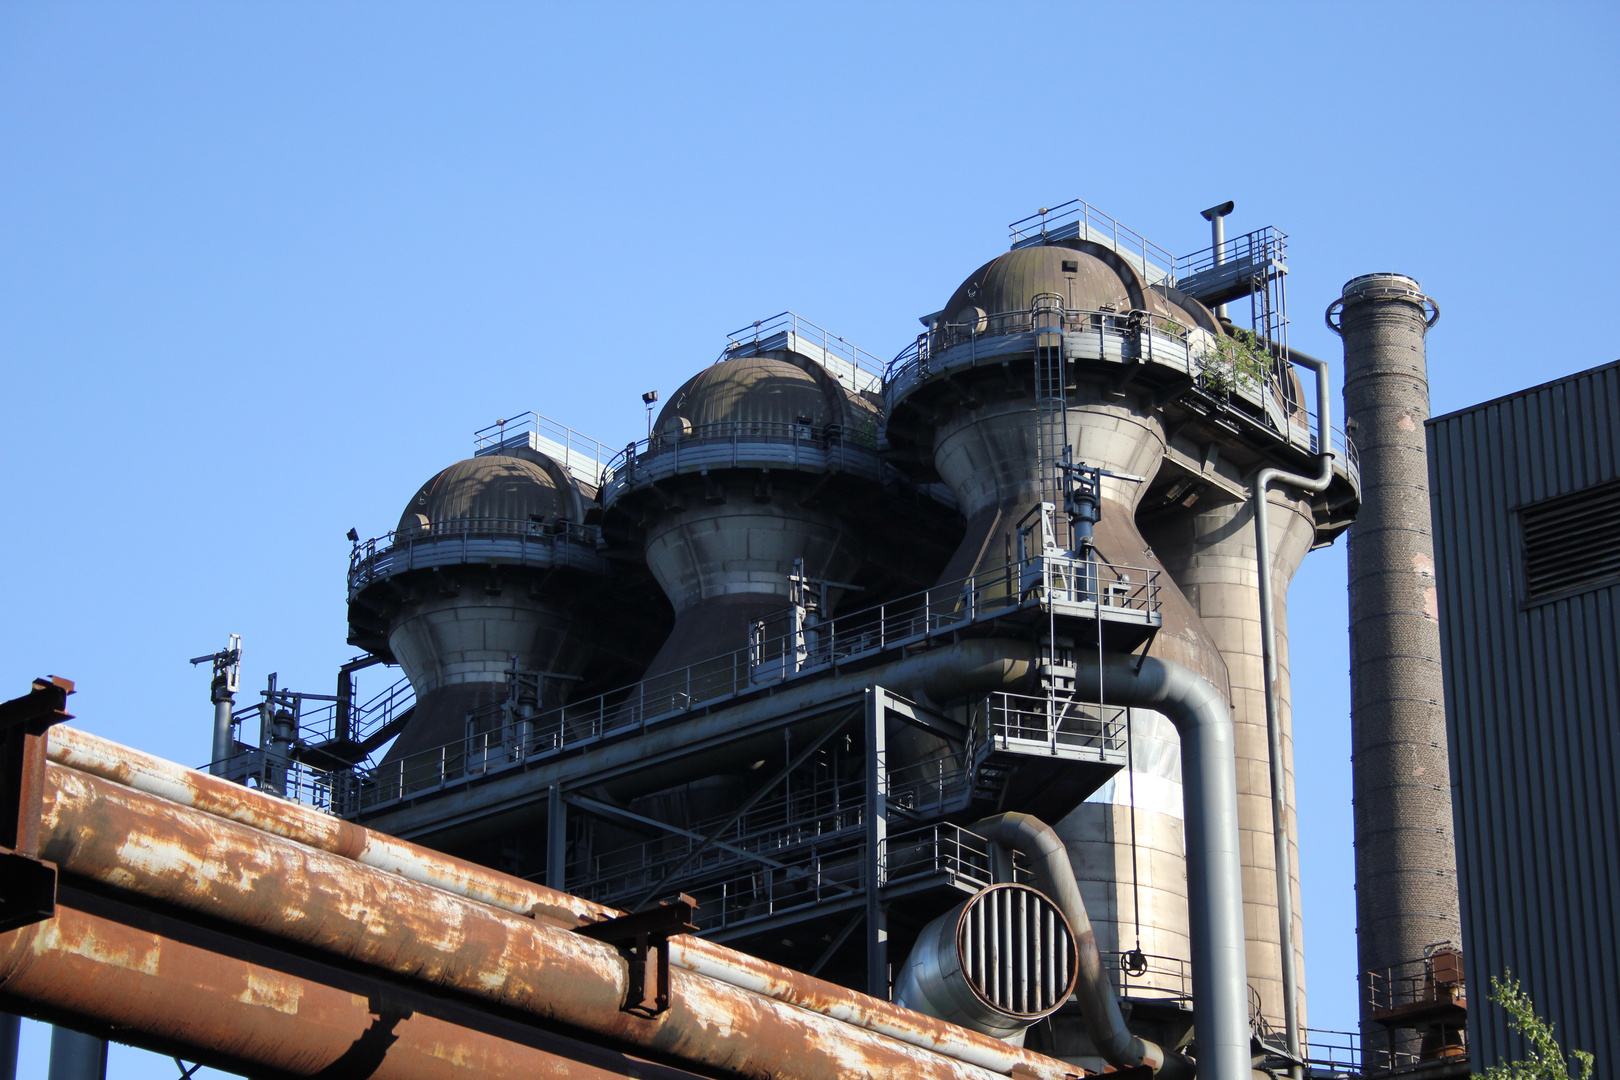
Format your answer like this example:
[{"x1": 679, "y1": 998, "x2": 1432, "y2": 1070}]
[{"x1": 1, "y1": 199, "x2": 1482, "y2": 1080}]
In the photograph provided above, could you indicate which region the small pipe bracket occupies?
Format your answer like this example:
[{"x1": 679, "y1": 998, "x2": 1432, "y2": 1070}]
[{"x1": 574, "y1": 895, "x2": 698, "y2": 1017}]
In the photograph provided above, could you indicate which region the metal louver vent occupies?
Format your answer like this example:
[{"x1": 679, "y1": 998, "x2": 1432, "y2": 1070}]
[
  {"x1": 957, "y1": 883, "x2": 1076, "y2": 1017},
  {"x1": 1521, "y1": 479, "x2": 1620, "y2": 601}
]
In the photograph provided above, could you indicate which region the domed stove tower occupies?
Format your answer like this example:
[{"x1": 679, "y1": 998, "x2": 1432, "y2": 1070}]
[
  {"x1": 885, "y1": 239, "x2": 1233, "y2": 1031},
  {"x1": 603, "y1": 316, "x2": 891, "y2": 697},
  {"x1": 885, "y1": 206, "x2": 1361, "y2": 1064},
  {"x1": 347, "y1": 449, "x2": 610, "y2": 770}
]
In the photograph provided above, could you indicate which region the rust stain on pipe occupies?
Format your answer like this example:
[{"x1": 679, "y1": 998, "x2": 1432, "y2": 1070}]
[
  {"x1": 46, "y1": 725, "x2": 1082, "y2": 1080},
  {"x1": 35, "y1": 763, "x2": 1048, "y2": 1080},
  {"x1": 0, "y1": 901, "x2": 663, "y2": 1079}
]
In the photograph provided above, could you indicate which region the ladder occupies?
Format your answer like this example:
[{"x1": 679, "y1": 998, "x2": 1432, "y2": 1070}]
[{"x1": 1031, "y1": 293, "x2": 1069, "y2": 549}]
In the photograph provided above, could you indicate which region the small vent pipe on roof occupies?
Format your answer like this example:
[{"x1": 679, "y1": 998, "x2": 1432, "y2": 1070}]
[{"x1": 1200, "y1": 201, "x2": 1235, "y2": 319}]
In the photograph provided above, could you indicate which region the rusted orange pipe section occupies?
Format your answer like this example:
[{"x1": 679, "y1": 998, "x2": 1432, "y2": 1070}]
[
  {"x1": 46, "y1": 725, "x2": 1081, "y2": 1080},
  {"x1": 36, "y1": 762, "x2": 1064, "y2": 1080},
  {"x1": 0, "y1": 895, "x2": 693, "y2": 1079}
]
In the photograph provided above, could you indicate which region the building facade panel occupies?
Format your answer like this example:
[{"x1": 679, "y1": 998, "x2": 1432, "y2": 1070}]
[{"x1": 1428, "y1": 360, "x2": 1620, "y2": 1071}]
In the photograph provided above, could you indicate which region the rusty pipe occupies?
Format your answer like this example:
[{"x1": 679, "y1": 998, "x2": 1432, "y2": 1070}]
[
  {"x1": 44, "y1": 723, "x2": 1076, "y2": 1080},
  {"x1": 0, "y1": 892, "x2": 700, "y2": 1080},
  {"x1": 34, "y1": 763, "x2": 1041, "y2": 1080}
]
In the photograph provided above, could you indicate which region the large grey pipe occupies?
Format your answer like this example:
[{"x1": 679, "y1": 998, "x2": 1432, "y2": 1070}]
[
  {"x1": 971, "y1": 813, "x2": 1177, "y2": 1073},
  {"x1": 0, "y1": 1012, "x2": 18, "y2": 1080},
  {"x1": 46, "y1": 1028, "x2": 105, "y2": 1080},
  {"x1": 1058, "y1": 654, "x2": 1250, "y2": 1080},
  {"x1": 1250, "y1": 347, "x2": 1335, "y2": 1076},
  {"x1": 1328, "y1": 274, "x2": 1459, "y2": 1064},
  {"x1": 209, "y1": 694, "x2": 233, "y2": 777}
]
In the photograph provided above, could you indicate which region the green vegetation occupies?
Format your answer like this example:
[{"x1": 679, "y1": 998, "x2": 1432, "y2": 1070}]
[
  {"x1": 1481, "y1": 972, "x2": 1594, "y2": 1080},
  {"x1": 1201, "y1": 327, "x2": 1274, "y2": 395}
]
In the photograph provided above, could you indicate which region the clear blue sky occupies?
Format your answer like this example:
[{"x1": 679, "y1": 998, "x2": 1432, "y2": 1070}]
[{"x1": 3, "y1": 3, "x2": 1615, "y2": 1075}]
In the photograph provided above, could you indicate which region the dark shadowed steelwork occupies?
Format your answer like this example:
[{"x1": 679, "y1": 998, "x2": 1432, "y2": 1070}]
[{"x1": 1428, "y1": 360, "x2": 1620, "y2": 1071}]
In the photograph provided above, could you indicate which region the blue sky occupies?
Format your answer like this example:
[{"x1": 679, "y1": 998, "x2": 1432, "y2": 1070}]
[{"x1": 2, "y1": 3, "x2": 1615, "y2": 1075}]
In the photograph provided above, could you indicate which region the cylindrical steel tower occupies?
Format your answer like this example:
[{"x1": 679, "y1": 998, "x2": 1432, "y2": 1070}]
[{"x1": 1331, "y1": 274, "x2": 1459, "y2": 1053}]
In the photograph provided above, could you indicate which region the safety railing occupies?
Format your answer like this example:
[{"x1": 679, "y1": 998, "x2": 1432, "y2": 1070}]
[
  {"x1": 600, "y1": 418, "x2": 882, "y2": 499},
  {"x1": 889, "y1": 304, "x2": 1195, "y2": 384},
  {"x1": 278, "y1": 674, "x2": 416, "y2": 752},
  {"x1": 1366, "y1": 948, "x2": 1467, "y2": 1016},
  {"x1": 969, "y1": 692, "x2": 1128, "y2": 758},
  {"x1": 1172, "y1": 225, "x2": 1288, "y2": 284},
  {"x1": 1300, "y1": 1028, "x2": 1363, "y2": 1076},
  {"x1": 344, "y1": 552, "x2": 1157, "y2": 816},
  {"x1": 347, "y1": 517, "x2": 600, "y2": 594},
  {"x1": 680, "y1": 821, "x2": 1014, "y2": 936},
  {"x1": 471, "y1": 411, "x2": 617, "y2": 487},
  {"x1": 747, "y1": 553, "x2": 1159, "y2": 684},
  {"x1": 721, "y1": 311, "x2": 886, "y2": 390},
  {"x1": 1009, "y1": 200, "x2": 1177, "y2": 282},
  {"x1": 1101, "y1": 951, "x2": 1193, "y2": 1005},
  {"x1": 571, "y1": 795, "x2": 872, "y2": 906},
  {"x1": 1301, "y1": 1025, "x2": 1470, "y2": 1078},
  {"x1": 889, "y1": 303, "x2": 1349, "y2": 464},
  {"x1": 215, "y1": 746, "x2": 360, "y2": 817}
]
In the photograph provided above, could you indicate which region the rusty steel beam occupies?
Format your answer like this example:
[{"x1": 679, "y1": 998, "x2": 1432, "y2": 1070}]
[
  {"x1": 1, "y1": 885, "x2": 710, "y2": 1080},
  {"x1": 44, "y1": 725, "x2": 1081, "y2": 1080},
  {"x1": 32, "y1": 761, "x2": 1062, "y2": 1080}
]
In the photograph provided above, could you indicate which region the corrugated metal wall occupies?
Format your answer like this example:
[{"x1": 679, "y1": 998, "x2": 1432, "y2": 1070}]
[{"x1": 1427, "y1": 359, "x2": 1620, "y2": 1071}]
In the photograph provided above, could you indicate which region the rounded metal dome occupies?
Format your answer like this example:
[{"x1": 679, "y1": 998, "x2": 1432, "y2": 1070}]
[
  {"x1": 941, "y1": 243, "x2": 1143, "y2": 327},
  {"x1": 396, "y1": 455, "x2": 569, "y2": 536},
  {"x1": 655, "y1": 354, "x2": 851, "y2": 435}
]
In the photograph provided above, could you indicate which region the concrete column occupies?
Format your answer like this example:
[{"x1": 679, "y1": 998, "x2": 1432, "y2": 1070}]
[
  {"x1": 1141, "y1": 486, "x2": 1317, "y2": 1036},
  {"x1": 1334, "y1": 274, "x2": 1459, "y2": 1056},
  {"x1": 47, "y1": 1028, "x2": 106, "y2": 1080}
]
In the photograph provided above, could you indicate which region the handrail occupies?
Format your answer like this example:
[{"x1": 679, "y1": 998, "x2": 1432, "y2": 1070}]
[
  {"x1": 343, "y1": 552, "x2": 1159, "y2": 816},
  {"x1": 471, "y1": 411, "x2": 616, "y2": 486},
  {"x1": 1172, "y1": 225, "x2": 1288, "y2": 283},
  {"x1": 652, "y1": 821, "x2": 1010, "y2": 935},
  {"x1": 884, "y1": 303, "x2": 1356, "y2": 470},
  {"x1": 885, "y1": 304, "x2": 1194, "y2": 384},
  {"x1": 1009, "y1": 200, "x2": 1178, "y2": 282},
  {"x1": 720, "y1": 312, "x2": 886, "y2": 390},
  {"x1": 348, "y1": 517, "x2": 600, "y2": 593},
  {"x1": 601, "y1": 418, "x2": 881, "y2": 493}
]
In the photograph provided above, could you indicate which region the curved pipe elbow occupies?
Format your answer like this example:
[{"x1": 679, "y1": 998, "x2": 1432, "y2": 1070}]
[{"x1": 971, "y1": 812, "x2": 1173, "y2": 1073}]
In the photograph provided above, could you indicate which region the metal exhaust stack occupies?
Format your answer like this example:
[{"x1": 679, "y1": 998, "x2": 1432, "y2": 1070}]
[{"x1": 1328, "y1": 274, "x2": 1461, "y2": 1062}]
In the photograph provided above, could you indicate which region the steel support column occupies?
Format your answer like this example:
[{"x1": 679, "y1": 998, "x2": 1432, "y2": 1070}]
[{"x1": 865, "y1": 687, "x2": 889, "y2": 999}]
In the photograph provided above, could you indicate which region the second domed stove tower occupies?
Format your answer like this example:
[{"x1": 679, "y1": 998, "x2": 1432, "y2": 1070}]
[{"x1": 601, "y1": 314, "x2": 957, "y2": 695}]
